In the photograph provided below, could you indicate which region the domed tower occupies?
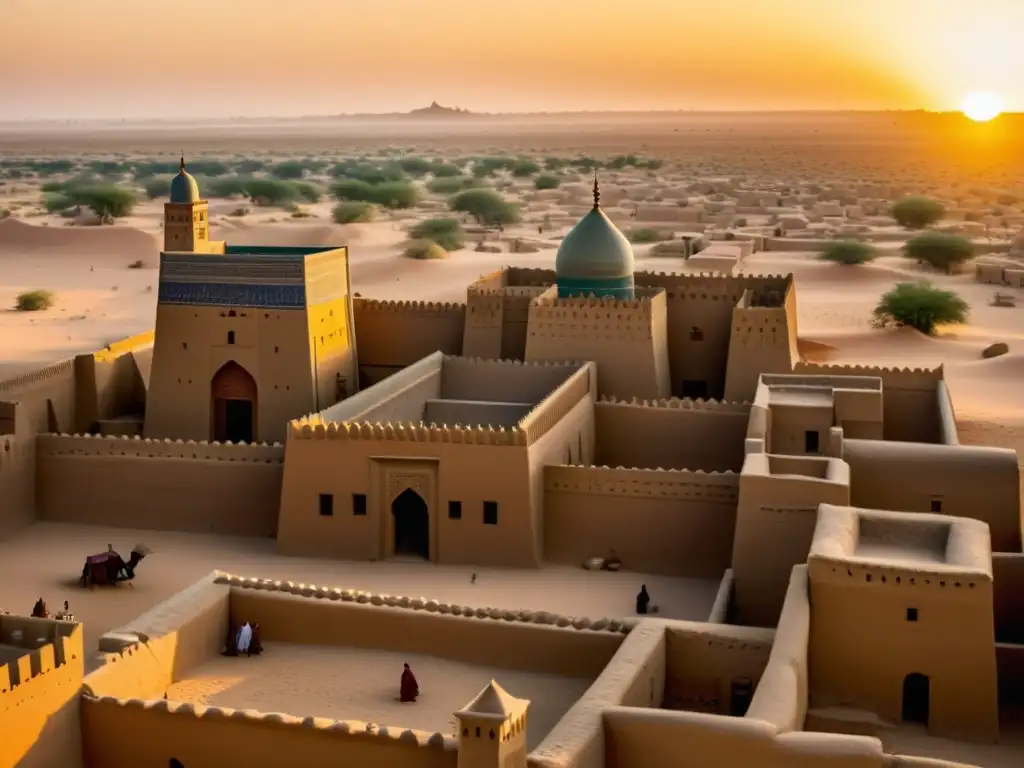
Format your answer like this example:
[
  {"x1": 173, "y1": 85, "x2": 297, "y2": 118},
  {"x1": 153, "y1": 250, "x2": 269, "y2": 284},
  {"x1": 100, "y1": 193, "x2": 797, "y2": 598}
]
[
  {"x1": 455, "y1": 680, "x2": 529, "y2": 768},
  {"x1": 164, "y1": 155, "x2": 212, "y2": 253},
  {"x1": 555, "y1": 174, "x2": 635, "y2": 299}
]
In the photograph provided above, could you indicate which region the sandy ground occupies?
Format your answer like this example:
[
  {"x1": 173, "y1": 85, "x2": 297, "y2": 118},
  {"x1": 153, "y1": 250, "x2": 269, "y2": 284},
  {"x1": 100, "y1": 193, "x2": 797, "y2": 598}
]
[
  {"x1": 166, "y1": 642, "x2": 589, "y2": 749},
  {"x1": 882, "y1": 716, "x2": 1024, "y2": 768},
  {"x1": 0, "y1": 522, "x2": 719, "y2": 671}
]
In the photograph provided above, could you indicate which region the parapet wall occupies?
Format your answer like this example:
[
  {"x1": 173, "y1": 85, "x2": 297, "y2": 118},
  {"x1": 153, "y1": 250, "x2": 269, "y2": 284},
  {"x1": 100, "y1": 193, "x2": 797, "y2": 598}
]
[
  {"x1": 36, "y1": 434, "x2": 284, "y2": 536},
  {"x1": 353, "y1": 298, "x2": 465, "y2": 374},
  {"x1": 795, "y1": 363, "x2": 943, "y2": 443},
  {"x1": 595, "y1": 396, "x2": 750, "y2": 473},
  {"x1": 543, "y1": 465, "x2": 738, "y2": 577}
]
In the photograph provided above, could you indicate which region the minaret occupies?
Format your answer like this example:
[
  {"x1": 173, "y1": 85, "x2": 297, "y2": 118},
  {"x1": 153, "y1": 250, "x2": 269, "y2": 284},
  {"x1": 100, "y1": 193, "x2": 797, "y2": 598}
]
[
  {"x1": 163, "y1": 153, "x2": 211, "y2": 252},
  {"x1": 454, "y1": 680, "x2": 529, "y2": 768}
]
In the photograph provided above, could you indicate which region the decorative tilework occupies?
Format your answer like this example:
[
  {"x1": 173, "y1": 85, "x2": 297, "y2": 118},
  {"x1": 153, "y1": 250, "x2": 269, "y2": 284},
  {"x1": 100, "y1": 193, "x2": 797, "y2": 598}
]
[{"x1": 158, "y1": 281, "x2": 306, "y2": 309}]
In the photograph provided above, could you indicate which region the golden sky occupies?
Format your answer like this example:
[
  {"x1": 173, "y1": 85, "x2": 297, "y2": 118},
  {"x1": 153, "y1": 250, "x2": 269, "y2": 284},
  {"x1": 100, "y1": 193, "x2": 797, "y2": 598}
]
[{"x1": 1, "y1": 0, "x2": 1021, "y2": 119}]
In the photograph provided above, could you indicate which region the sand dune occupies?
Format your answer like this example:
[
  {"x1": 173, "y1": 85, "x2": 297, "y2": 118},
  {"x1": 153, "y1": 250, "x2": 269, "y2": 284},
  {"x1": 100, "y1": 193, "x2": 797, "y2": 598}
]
[{"x1": 0, "y1": 217, "x2": 160, "y2": 258}]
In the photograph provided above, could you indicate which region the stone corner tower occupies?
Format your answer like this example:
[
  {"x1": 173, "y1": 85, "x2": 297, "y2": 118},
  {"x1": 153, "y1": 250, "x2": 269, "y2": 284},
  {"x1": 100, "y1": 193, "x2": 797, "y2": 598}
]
[{"x1": 454, "y1": 680, "x2": 529, "y2": 768}]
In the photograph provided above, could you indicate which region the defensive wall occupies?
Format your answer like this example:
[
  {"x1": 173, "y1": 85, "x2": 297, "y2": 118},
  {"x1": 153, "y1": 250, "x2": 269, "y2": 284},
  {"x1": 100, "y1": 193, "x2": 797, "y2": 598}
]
[
  {"x1": 542, "y1": 464, "x2": 739, "y2": 578},
  {"x1": 0, "y1": 616, "x2": 86, "y2": 768},
  {"x1": 353, "y1": 299, "x2": 465, "y2": 387},
  {"x1": 35, "y1": 434, "x2": 284, "y2": 537},
  {"x1": 593, "y1": 396, "x2": 750, "y2": 473},
  {"x1": 81, "y1": 570, "x2": 627, "y2": 768}
]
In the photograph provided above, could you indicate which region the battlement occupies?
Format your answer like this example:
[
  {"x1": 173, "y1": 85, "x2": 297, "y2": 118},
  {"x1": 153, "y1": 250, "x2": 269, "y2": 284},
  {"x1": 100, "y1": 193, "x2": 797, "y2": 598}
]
[
  {"x1": 36, "y1": 433, "x2": 284, "y2": 462},
  {"x1": 288, "y1": 419, "x2": 528, "y2": 446},
  {"x1": 0, "y1": 357, "x2": 75, "y2": 395},
  {"x1": 92, "y1": 331, "x2": 156, "y2": 363},
  {"x1": 0, "y1": 616, "x2": 82, "y2": 700},
  {"x1": 596, "y1": 394, "x2": 750, "y2": 413},
  {"x1": 352, "y1": 297, "x2": 466, "y2": 315},
  {"x1": 213, "y1": 571, "x2": 636, "y2": 634},
  {"x1": 545, "y1": 464, "x2": 739, "y2": 502},
  {"x1": 634, "y1": 271, "x2": 792, "y2": 298},
  {"x1": 530, "y1": 292, "x2": 658, "y2": 311},
  {"x1": 520, "y1": 363, "x2": 593, "y2": 444},
  {"x1": 794, "y1": 362, "x2": 943, "y2": 389}
]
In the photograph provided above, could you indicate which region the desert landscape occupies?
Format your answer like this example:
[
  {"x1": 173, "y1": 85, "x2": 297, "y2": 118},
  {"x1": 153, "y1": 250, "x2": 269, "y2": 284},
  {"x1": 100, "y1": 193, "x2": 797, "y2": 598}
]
[{"x1": 3, "y1": 112, "x2": 1024, "y2": 768}]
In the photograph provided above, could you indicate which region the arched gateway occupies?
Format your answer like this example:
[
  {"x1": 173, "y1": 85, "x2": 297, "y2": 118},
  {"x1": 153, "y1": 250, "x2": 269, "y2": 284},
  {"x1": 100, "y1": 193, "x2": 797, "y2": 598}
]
[
  {"x1": 392, "y1": 488, "x2": 430, "y2": 559},
  {"x1": 210, "y1": 361, "x2": 257, "y2": 443}
]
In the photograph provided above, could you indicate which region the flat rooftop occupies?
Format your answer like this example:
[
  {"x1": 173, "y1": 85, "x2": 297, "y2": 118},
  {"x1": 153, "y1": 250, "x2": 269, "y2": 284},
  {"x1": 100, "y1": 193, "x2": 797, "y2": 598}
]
[
  {"x1": 0, "y1": 522, "x2": 720, "y2": 672},
  {"x1": 166, "y1": 643, "x2": 591, "y2": 751}
]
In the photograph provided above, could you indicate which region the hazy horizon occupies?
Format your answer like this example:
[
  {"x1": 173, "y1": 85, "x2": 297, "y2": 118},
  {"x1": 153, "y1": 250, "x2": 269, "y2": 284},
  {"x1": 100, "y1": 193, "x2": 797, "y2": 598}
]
[{"x1": 2, "y1": 0, "x2": 1022, "y2": 120}]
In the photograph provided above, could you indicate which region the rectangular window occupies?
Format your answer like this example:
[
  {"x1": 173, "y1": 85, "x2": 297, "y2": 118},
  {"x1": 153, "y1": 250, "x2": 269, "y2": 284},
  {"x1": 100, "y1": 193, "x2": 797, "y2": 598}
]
[
  {"x1": 352, "y1": 493, "x2": 367, "y2": 516},
  {"x1": 906, "y1": 607, "x2": 918, "y2": 622},
  {"x1": 930, "y1": 499, "x2": 943, "y2": 514},
  {"x1": 804, "y1": 430, "x2": 820, "y2": 453},
  {"x1": 318, "y1": 493, "x2": 334, "y2": 516},
  {"x1": 448, "y1": 501, "x2": 462, "y2": 520},
  {"x1": 227, "y1": 330, "x2": 236, "y2": 345},
  {"x1": 483, "y1": 501, "x2": 498, "y2": 525}
]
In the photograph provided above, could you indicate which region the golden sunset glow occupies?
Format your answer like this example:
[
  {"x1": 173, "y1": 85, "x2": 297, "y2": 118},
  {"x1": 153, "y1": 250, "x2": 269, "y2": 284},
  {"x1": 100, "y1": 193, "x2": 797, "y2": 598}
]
[
  {"x1": 0, "y1": 0, "x2": 1021, "y2": 119},
  {"x1": 961, "y1": 92, "x2": 1004, "y2": 122}
]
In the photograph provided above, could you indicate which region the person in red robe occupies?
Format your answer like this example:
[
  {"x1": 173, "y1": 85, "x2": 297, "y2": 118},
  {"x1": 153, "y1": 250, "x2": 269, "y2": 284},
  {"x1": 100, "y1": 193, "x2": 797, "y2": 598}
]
[{"x1": 400, "y1": 663, "x2": 419, "y2": 703}]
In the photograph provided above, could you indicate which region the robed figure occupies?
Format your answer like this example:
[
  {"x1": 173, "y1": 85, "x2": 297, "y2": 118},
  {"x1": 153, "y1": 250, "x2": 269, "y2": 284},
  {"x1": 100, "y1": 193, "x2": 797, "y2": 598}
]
[
  {"x1": 636, "y1": 584, "x2": 651, "y2": 615},
  {"x1": 400, "y1": 663, "x2": 419, "y2": 703}
]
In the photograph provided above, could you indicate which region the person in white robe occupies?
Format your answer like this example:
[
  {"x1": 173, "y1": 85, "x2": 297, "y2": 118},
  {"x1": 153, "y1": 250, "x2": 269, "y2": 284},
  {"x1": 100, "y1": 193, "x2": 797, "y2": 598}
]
[{"x1": 236, "y1": 622, "x2": 253, "y2": 654}]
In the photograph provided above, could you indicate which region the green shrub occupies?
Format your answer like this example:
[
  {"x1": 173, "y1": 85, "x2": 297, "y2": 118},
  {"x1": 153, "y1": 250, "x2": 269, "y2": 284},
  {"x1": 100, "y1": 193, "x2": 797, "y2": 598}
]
[
  {"x1": 332, "y1": 201, "x2": 376, "y2": 224},
  {"x1": 269, "y1": 161, "x2": 306, "y2": 180},
  {"x1": 426, "y1": 176, "x2": 484, "y2": 194},
  {"x1": 903, "y1": 232, "x2": 974, "y2": 274},
  {"x1": 16, "y1": 290, "x2": 54, "y2": 311},
  {"x1": 430, "y1": 163, "x2": 462, "y2": 178},
  {"x1": 403, "y1": 239, "x2": 448, "y2": 260},
  {"x1": 330, "y1": 179, "x2": 420, "y2": 209},
  {"x1": 329, "y1": 161, "x2": 406, "y2": 184},
  {"x1": 290, "y1": 181, "x2": 323, "y2": 203},
  {"x1": 627, "y1": 228, "x2": 670, "y2": 244},
  {"x1": 234, "y1": 159, "x2": 266, "y2": 174},
  {"x1": 872, "y1": 282, "x2": 968, "y2": 336},
  {"x1": 544, "y1": 157, "x2": 567, "y2": 171},
  {"x1": 450, "y1": 189, "x2": 520, "y2": 226},
  {"x1": 144, "y1": 176, "x2": 173, "y2": 199},
  {"x1": 408, "y1": 218, "x2": 465, "y2": 251},
  {"x1": 534, "y1": 174, "x2": 561, "y2": 190},
  {"x1": 470, "y1": 156, "x2": 515, "y2": 178},
  {"x1": 891, "y1": 196, "x2": 945, "y2": 229},
  {"x1": 62, "y1": 184, "x2": 137, "y2": 218},
  {"x1": 208, "y1": 176, "x2": 252, "y2": 198},
  {"x1": 819, "y1": 240, "x2": 878, "y2": 265},
  {"x1": 511, "y1": 160, "x2": 539, "y2": 177},
  {"x1": 398, "y1": 157, "x2": 432, "y2": 176},
  {"x1": 243, "y1": 178, "x2": 303, "y2": 206}
]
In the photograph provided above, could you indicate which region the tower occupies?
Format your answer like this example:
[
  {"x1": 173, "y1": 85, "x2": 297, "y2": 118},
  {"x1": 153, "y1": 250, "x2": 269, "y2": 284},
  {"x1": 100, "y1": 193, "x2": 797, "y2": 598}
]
[
  {"x1": 554, "y1": 173, "x2": 636, "y2": 300},
  {"x1": 163, "y1": 155, "x2": 213, "y2": 253},
  {"x1": 454, "y1": 680, "x2": 529, "y2": 768}
]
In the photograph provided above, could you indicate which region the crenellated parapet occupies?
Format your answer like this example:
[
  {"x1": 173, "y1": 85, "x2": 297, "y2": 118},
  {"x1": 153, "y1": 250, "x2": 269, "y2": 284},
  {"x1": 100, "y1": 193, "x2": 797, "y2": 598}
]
[
  {"x1": 794, "y1": 362, "x2": 944, "y2": 389},
  {"x1": 37, "y1": 433, "x2": 284, "y2": 462},
  {"x1": 0, "y1": 357, "x2": 75, "y2": 395},
  {"x1": 288, "y1": 419, "x2": 528, "y2": 446},
  {"x1": 545, "y1": 464, "x2": 739, "y2": 502},
  {"x1": 353, "y1": 297, "x2": 466, "y2": 315},
  {"x1": 81, "y1": 694, "x2": 458, "y2": 751},
  {"x1": 596, "y1": 394, "x2": 750, "y2": 413},
  {"x1": 520, "y1": 363, "x2": 593, "y2": 444},
  {"x1": 635, "y1": 271, "x2": 792, "y2": 300},
  {"x1": 212, "y1": 571, "x2": 637, "y2": 634}
]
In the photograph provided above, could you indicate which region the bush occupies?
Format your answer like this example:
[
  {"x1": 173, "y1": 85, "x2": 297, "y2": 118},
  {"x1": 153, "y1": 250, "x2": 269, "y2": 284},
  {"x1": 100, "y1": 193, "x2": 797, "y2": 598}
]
[
  {"x1": 819, "y1": 240, "x2": 878, "y2": 265},
  {"x1": 243, "y1": 178, "x2": 303, "y2": 206},
  {"x1": 269, "y1": 161, "x2": 306, "y2": 180},
  {"x1": 15, "y1": 290, "x2": 54, "y2": 311},
  {"x1": 534, "y1": 174, "x2": 561, "y2": 190},
  {"x1": 891, "y1": 196, "x2": 945, "y2": 229},
  {"x1": 903, "y1": 232, "x2": 974, "y2": 274},
  {"x1": 430, "y1": 163, "x2": 462, "y2": 178},
  {"x1": 408, "y1": 218, "x2": 465, "y2": 251},
  {"x1": 511, "y1": 160, "x2": 539, "y2": 177},
  {"x1": 403, "y1": 239, "x2": 448, "y2": 260},
  {"x1": 290, "y1": 181, "x2": 323, "y2": 203},
  {"x1": 207, "y1": 176, "x2": 252, "y2": 198},
  {"x1": 398, "y1": 157, "x2": 432, "y2": 176},
  {"x1": 71, "y1": 184, "x2": 137, "y2": 217},
  {"x1": 329, "y1": 161, "x2": 406, "y2": 184},
  {"x1": 144, "y1": 176, "x2": 173, "y2": 199},
  {"x1": 426, "y1": 176, "x2": 483, "y2": 195},
  {"x1": 627, "y1": 228, "x2": 670, "y2": 244},
  {"x1": 332, "y1": 201, "x2": 376, "y2": 224},
  {"x1": 450, "y1": 189, "x2": 520, "y2": 226},
  {"x1": 872, "y1": 282, "x2": 968, "y2": 336},
  {"x1": 330, "y1": 179, "x2": 420, "y2": 209}
]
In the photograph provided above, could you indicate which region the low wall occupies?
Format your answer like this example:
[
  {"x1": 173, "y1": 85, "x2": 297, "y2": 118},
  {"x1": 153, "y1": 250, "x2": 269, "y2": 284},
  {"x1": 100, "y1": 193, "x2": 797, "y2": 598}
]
[
  {"x1": 529, "y1": 620, "x2": 667, "y2": 768},
  {"x1": 353, "y1": 299, "x2": 465, "y2": 370},
  {"x1": 543, "y1": 465, "x2": 738, "y2": 578},
  {"x1": 707, "y1": 570, "x2": 734, "y2": 624},
  {"x1": 36, "y1": 434, "x2": 284, "y2": 536},
  {"x1": 224, "y1": 574, "x2": 625, "y2": 678},
  {"x1": 993, "y1": 553, "x2": 1024, "y2": 643},
  {"x1": 0, "y1": 429, "x2": 35, "y2": 539},
  {"x1": 602, "y1": 707, "x2": 885, "y2": 768}
]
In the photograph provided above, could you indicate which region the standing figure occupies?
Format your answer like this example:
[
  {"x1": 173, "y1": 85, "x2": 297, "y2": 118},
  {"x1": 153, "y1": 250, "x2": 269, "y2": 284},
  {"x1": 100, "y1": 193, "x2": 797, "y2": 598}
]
[
  {"x1": 31, "y1": 598, "x2": 48, "y2": 618},
  {"x1": 400, "y1": 663, "x2": 419, "y2": 703},
  {"x1": 635, "y1": 585, "x2": 651, "y2": 615},
  {"x1": 236, "y1": 622, "x2": 253, "y2": 655},
  {"x1": 248, "y1": 622, "x2": 263, "y2": 656}
]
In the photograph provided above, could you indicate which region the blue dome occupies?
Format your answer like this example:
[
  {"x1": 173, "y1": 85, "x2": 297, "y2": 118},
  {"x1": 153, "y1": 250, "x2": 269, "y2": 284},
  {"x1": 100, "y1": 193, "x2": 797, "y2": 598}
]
[
  {"x1": 555, "y1": 182, "x2": 635, "y2": 299},
  {"x1": 169, "y1": 158, "x2": 201, "y2": 204}
]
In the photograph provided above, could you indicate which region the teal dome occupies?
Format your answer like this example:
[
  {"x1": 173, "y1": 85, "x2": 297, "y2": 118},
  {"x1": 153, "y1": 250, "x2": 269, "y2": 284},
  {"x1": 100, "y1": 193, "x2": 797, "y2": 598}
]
[
  {"x1": 169, "y1": 158, "x2": 201, "y2": 204},
  {"x1": 555, "y1": 185, "x2": 635, "y2": 299}
]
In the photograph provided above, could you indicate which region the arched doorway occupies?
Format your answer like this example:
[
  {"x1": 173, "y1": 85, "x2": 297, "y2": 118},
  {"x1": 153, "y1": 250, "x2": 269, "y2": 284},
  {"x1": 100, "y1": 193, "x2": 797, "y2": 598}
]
[
  {"x1": 902, "y1": 673, "x2": 930, "y2": 726},
  {"x1": 392, "y1": 488, "x2": 429, "y2": 559},
  {"x1": 211, "y1": 361, "x2": 257, "y2": 443}
]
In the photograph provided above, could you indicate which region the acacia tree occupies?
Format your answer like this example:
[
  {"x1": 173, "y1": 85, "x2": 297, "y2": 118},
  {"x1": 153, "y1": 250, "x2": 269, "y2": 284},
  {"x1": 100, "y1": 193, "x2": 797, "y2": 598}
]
[
  {"x1": 903, "y1": 232, "x2": 974, "y2": 274},
  {"x1": 891, "y1": 196, "x2": 945, "y2": 229},
  {"x1": 872, "y1": 282, "x2": 968, "y2": 336},
  {"x1": 818, "y1": 240, "x2": 878, "y2": 265}
]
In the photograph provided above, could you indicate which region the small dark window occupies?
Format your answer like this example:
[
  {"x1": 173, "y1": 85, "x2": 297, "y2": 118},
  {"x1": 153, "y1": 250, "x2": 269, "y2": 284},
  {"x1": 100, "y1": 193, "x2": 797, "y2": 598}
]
[
  {"x1": 475, "y1": 727, "x2": 481, "y2": 738},
  {"x1": 689, "y1": 326, "x2": 703, "y2": 341},
  {"x1": 448, "y1": 501, "x2": 462, "y2": 520},
  {"x1": 228, "y1": 310, "x2": 237, "y2": 317},
  {"x1": 352, "y1": 493, "x2": 367, "y2": 516},
  {"x1": 907, "y1": 607, "x2": 918, "y2": 622},
  {"x1": 483, "y1": 501, "x2": 498, "y2": 525},
  {"x1": 227, "y1": 330, "x2": 236, "y2": 345},
  {"x1": 181, "y1": 342, "x2": 187, "y2": 350},
  {"x1": 804, "y1": 430, "x2": 820, "y2": 453},
  {"x1": 318, "y1": 494, "x2": 334, "y2": 516},
  {"x1": 930, "y1": 499, "x2": 943, "y2": 514}
]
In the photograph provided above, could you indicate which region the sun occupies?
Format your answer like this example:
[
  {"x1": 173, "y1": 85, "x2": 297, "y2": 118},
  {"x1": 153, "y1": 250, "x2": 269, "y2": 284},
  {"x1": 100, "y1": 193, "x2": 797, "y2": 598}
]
[{"x1": 960, "y1": 92, "x2": 1004, "y2": 122}]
